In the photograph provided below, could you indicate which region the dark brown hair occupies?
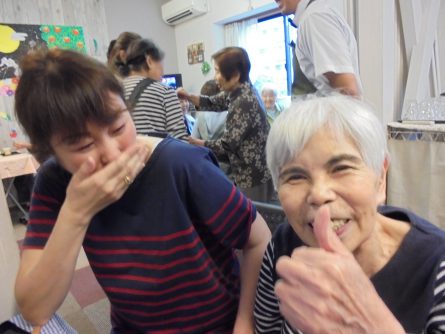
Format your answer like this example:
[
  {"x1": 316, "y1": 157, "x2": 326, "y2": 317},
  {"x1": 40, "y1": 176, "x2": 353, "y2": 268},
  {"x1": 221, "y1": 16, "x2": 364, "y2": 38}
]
[
  {"x1": 212, "y1": 47, "x2": 251, "y2": 83},
  {"x1": 200, "y1": 79, "x2": 221, "y2": 96},
  {"x1": 124, "y1": 38, "x2": 165, "y2": 73},
  {"x1": 108, "y1": 31, "x2": 142, "y2": 77},
  {"x1": 15, "y1": 48, "x2": 124, "y2": 162}
]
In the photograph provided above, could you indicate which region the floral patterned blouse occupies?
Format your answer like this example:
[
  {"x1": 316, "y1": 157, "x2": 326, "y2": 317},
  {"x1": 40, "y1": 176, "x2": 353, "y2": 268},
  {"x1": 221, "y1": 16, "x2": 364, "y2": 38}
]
[{"x1": 199, "y1": 81, "x2": 271, "y2": 189}]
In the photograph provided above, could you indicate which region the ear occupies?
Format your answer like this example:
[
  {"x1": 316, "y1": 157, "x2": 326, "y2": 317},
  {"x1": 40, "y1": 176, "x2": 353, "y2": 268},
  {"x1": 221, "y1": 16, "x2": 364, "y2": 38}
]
[
  {"x1": 376, "y1": 156, "x2": 389, "y2": 205},
  {"x1": 233, "y1": 72, "x2": 241, "y2": 83},
  {"x1": 145, "y1": 55, "x2": 153, "y2": 69}
]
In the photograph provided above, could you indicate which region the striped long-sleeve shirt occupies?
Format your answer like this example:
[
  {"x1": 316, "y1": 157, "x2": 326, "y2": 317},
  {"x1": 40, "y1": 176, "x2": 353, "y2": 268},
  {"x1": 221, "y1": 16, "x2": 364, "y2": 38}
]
[
  {"x1": 23, "y1": 137, "x2": 256, "y2": 333},
  {"x1": 254, "y1": 206, "x2": 445, "y2": 333},
  {"x1": 123, "y1": 75, "x2": 188, "y2": 141}
]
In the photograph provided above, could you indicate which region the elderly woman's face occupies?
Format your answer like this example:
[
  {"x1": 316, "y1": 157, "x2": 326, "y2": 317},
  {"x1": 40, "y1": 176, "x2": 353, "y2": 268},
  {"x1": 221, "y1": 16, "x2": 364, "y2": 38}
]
[{"x1": 277, "y1": 128, "x2": 387, "y2": 252}]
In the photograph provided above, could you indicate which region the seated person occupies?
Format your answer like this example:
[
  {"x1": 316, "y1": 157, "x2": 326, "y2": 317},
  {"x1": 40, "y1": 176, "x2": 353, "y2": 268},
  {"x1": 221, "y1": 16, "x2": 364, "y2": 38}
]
[
  {"x1": 14, "y1": 48, "x2": 270, "y2": 333},
  {"x1": 254, "y1": 94, "x2": 445, "y2": 333},
  {"x1": 260, "y1": 84, "x2": 283, "y2": 124},
  {"x1": 192, "y1": 79, "x2": 230, "y2": 177},
  {"x1": 179, "y1": 98, "x2": 195, "y2": 135}
]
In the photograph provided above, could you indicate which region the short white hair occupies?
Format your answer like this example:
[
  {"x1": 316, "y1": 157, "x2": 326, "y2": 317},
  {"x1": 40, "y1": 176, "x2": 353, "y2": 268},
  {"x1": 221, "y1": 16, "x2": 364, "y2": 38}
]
[{"x1": 266, "y1": 95, "x2": 388, "y2": 188}]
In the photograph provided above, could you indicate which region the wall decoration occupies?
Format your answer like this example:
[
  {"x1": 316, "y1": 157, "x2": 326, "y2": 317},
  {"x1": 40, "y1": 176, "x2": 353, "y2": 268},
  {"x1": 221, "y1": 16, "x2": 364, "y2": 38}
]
[
  {"x1": 0, "y1": 23, "x2": 86, "y2": 80},
  {"x1": 0, "y1": 23, "x2": 86, "y2": 148},
  {"x1": 201, "y1": 61, "x2": 211, "y2": 75},
  {"x1": 187, "y1": 42, "x2": 205, "y2": 65}
]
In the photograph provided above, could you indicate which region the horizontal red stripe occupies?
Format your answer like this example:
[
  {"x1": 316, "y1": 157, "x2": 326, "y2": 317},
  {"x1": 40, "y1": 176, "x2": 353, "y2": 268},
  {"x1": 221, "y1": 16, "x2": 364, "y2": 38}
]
[
  {"x1": 25, "y1": 232, "x2": 50, "y2": 238},
  {"x1": 109, "y1": 269, "x2": 218, "y2": 303},
  {"x1": 96, "y1": 255, "x2": 215, "y2": 284},
  {"x1": 84, "y1": 235, "x2": 200, "y2": 256},
  {"x1": 28, "y1": 218, "x2": 55, "y2": 225},
  {"x1": 30, "y1": 205, "x2": 52, "y2": 212},
  {"x1": 32, "y1": 193, "x2": 61, "y2": 204},
  {"x1": 117, "y1": 291, "x2": 226, "y2": 317},
  {"x1": 85, "y1": 226, "x2": 195, "y2": 242},
  {"x1": 106, "y1": 279, "x2": 220, "y2": 305},
  {"x1": 122, "y1": 297, "x2": 232, "y2": 327},
  {"x1": 89, "y1": 247, "x2": 207, "y2": 270}
]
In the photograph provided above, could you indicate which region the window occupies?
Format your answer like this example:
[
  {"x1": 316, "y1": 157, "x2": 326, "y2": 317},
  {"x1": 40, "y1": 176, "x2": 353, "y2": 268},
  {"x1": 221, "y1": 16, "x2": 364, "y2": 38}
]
[{"x1": 225, "y1": 14, "x2": 297, "y2": 107}]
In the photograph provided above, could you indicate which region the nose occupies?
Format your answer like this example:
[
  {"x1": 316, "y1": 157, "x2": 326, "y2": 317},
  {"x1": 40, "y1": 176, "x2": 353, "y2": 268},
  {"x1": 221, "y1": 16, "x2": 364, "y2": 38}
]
[
  {"x1": 99, "y1": 138, "x2": 121, "y2": 166},
  {"x1": 307, "y1": 178, "x2": 336, "y2": 207}
]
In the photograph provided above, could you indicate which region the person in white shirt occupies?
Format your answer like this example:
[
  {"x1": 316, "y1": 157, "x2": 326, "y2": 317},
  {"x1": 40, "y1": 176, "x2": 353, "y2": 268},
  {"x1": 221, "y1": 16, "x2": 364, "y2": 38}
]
[{"x1": 275, "y1": 0, "x2": 362, "y2": 97}]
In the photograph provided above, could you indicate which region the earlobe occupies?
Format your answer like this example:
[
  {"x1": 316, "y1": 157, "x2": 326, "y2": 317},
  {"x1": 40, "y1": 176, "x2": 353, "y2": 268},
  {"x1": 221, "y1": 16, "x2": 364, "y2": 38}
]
[{"x1": 377, "y1": 156, "x2": 389, "y2": 204}]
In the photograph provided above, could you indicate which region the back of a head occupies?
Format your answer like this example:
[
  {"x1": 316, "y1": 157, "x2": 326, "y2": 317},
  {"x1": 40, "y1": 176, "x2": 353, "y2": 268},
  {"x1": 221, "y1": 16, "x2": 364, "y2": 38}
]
[
  {"x1": 124, "y1": 38, "x2": 164, "y2": 73},
  {"x1": 266, "y1": 94, "x2": 388, "y2": 187},
  {"x1": 200, "y1": 79, "x2": 221, "y2": 96},
  {"x1": 212, "y1": 47, "x2": 251, "y2": 83},
  {"x1": 15, "y1": 48, "x2": 123, "y2": 162},
  {"x1": 108, "y1": 31, "x2": 142, "y2": 77}
]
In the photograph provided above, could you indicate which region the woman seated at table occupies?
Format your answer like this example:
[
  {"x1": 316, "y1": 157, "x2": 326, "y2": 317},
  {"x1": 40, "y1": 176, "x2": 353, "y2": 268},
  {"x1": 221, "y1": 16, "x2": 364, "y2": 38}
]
[{"x1": 254, "y1": 94, "x2": 445, "y2": 333}]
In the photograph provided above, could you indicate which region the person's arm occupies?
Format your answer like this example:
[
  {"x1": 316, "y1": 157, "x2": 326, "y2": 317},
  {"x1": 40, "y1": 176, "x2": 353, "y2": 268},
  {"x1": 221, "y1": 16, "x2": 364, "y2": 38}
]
[
  {"x1": 324, "y1": 72, "x2": 360, "y2": 97},
  {"x1": 13, "y1": 141, "x2": 32, "y2": 150},
  {"x1": 176, "y1": 87, "x2": 200, "y2": 107},
  {"x1": 15, "y1": 144, "x2": 149, "y2": 325},
  {"x1": 234, "y1": 214, "x2": 271, "y2": 333},
  {"x1": 274, "y1": 206, "x2": 405, "y2": 334}
]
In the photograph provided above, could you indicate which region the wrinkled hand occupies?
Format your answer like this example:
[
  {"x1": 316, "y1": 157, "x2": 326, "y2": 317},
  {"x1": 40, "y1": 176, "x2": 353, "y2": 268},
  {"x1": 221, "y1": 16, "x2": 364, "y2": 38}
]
[
  {"x1": 274, "y1": 206, "x2": 404, "y2": 334},
  {"x1": 188, "y1": 136, "x2": 205, "y2": 146},
  {"x1": 63, "y1": 144, "x2": 150, "y2": 226}
]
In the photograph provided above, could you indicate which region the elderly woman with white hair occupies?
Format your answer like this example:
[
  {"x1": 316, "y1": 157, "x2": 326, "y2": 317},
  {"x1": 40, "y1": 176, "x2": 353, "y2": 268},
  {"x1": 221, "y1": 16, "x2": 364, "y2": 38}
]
[{"x1": 254, "y1": 95, "x2": 445, "y2": 333}]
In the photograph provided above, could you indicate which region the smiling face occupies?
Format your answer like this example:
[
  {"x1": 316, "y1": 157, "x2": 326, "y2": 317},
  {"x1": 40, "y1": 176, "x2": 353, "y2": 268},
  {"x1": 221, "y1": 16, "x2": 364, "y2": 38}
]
[
  {"x1": 275, "y1": 0, "x2": 300, "y2": 15},
  {"x1": 277, "y1": 127, "x2": 387, "y2": 253},
  {"x1": 50, "y1": 93, "x2": 137, "y2": 174},
  {"x1": 214, "y1": 63, "x2": 240, "y2": 92}
]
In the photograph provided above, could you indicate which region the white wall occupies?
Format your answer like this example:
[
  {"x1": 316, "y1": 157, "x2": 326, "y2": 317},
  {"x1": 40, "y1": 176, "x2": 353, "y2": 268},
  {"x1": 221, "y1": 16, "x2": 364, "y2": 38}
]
[
  {"x1": 104, "y1": 0, "x2": 178, "y2": 73},
  {"x1": 170, "y1": 0, "x2": 445, "y2": 122},
  {"x1": 172, "y1": 0, "x2": 276, "y2": 92}
]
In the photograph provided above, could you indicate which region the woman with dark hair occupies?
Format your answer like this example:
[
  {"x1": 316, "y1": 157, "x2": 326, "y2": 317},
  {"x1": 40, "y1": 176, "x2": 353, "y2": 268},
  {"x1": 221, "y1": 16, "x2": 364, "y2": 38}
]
[
  {"x1": 178, "y1": 47, "x2": 273, "y2": 202},
  {"x1": 122, "y1": 38, "x2": 188, "y2": 141},
  {"x1": 14, "y1": 48, "x2": 270, "y2": 333}
]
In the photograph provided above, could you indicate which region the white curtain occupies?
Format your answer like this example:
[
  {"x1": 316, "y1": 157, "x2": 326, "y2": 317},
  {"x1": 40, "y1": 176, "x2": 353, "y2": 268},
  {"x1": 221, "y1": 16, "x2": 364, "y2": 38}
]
[{"x1": 224, "y1": 18, "x2": 258, "y2": 49}]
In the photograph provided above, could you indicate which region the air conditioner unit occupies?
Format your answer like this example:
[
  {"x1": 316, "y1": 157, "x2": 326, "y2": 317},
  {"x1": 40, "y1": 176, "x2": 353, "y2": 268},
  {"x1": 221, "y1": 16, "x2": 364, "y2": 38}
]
[{"x1": 162, "y1": 0, "x2": 208, "y2": 26}]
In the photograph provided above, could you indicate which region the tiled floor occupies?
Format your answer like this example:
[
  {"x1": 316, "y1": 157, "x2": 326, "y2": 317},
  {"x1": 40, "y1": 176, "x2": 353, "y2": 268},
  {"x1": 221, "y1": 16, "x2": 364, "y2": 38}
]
[{"x1": 12, "y1": 209, "x2": 111, "y2": 334}]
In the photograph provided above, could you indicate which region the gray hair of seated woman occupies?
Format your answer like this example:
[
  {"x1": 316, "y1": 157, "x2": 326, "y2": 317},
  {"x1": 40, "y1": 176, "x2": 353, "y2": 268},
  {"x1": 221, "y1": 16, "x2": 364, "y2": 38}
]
[{"x1": 266, "y1": 95, "x2": 388, "y2": 188}]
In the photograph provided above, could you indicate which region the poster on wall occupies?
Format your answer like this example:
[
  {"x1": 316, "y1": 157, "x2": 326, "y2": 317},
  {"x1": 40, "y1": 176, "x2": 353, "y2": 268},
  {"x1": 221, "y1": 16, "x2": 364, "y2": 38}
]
[
  {"x1": 0, "y1": 23, "x2": 86, "y2": 148},
  {"x1": 187, "y1": 42, "x2": 205, "y2": 65}
]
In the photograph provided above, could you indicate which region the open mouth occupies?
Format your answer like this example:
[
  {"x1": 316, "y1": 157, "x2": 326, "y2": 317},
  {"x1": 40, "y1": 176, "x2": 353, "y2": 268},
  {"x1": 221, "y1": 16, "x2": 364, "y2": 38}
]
[{"x1": 308, "y1": 219, "x2": 349, "y2": 232}]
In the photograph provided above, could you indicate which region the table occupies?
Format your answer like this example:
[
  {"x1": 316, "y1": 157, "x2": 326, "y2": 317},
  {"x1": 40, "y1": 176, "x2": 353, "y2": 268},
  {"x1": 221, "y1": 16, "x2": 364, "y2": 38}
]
[
  {"x1": 0, "y1": 153, "x2": 38, "y2": 321},
  {"x1": 0, "y1": 153, "x2": 39, "y2": 219},
  {"x1": 387, "y1": 122, "x2": 445, "y2": 229}
]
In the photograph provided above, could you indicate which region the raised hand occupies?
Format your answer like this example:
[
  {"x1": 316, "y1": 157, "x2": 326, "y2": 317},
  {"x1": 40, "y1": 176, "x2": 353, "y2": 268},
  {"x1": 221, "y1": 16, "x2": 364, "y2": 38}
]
[
  {"x1": 274, "y1": 206, "x2": 404, "y2": 334},
  {"x1": 62, "y1": 143, "x2": 149, "y2": 226}
]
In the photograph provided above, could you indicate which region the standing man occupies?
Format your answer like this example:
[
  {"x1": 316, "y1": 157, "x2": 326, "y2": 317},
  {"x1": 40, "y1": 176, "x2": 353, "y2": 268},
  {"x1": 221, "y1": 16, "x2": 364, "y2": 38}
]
[{"x1": 276, "y1": 0, "x2": 362, "y2": 97}]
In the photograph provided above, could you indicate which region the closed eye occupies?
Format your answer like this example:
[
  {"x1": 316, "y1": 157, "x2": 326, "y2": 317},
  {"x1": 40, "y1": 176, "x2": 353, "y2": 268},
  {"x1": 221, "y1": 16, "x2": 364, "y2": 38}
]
[
  {"x1": 332, "y1": 164, "x2": 354, "y2": 173},
  {"x1": 112, "y1": 123, "x2": 125, "y2": 135},
  {"x1": 279, "y1": 167, "x2": 309, "y2": 185},
  {"x1": 74, "y1": 142, "x2": 94, "y2": 152}
]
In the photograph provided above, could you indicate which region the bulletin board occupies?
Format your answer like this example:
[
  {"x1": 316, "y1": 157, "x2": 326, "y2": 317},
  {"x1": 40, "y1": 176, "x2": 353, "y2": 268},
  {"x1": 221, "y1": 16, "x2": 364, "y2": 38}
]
[{"x1": 0, "y1": 23, "x2": 86, "y2": 148}]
